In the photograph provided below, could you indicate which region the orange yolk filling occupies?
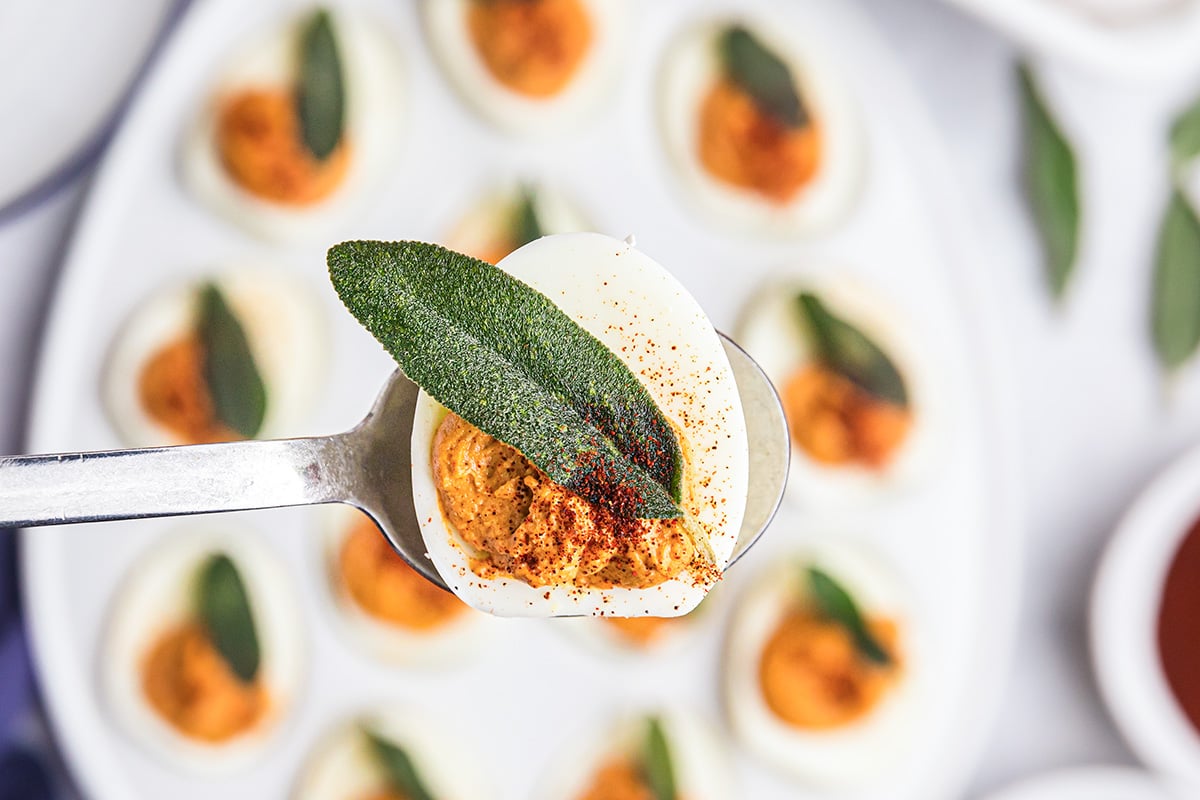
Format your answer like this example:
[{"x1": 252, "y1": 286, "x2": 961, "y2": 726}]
[
  {"x1": 576, "y1": 757, "x2": 655, "y2": 800},
  {"x1": 338, "y1": 514, "x2": 467, "y2": 631},
  {"x1": 605, "y1": 616, "x2": 678, "y2": 648},
  {"x1": 358, "y1": 793, "x2": 410, "y2": 800},
  {"x1": 758, "y1": 608, "x2": 900, "y2": 729},
  {"x1": 467, "y1": 0, "x2": 592, "y2": 98},
  {"x1": 782, "y1": 364, "x2": 911, "y2": 469},
  {"x1": 141, "y1": 621, "x2": 268, "y2": 742},
  {"x1": 138, "y1": 334, "x2": 238, "y2": 445},
  {"x1": 216, "y1": 88, "x2": 350, "y2": 205},
  {"x1": 698, "y1": 78, "x2": 821, "y2": 204}
]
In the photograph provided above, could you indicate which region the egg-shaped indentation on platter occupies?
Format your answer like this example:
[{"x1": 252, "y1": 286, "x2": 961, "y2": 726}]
[
  {"x1": 102, "y1": 527, "x2": 305, "y2": 772},
  {"x1": 181, "y1": 5, "x2": 405, "y2": 242}
]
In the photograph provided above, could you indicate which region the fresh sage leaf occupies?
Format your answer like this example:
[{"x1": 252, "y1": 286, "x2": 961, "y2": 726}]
[
  {"x1": 807, "y1": 566, "x2": 892, "y2": 667},
  {"x1": 640, "y1": 716, "x2": 677, "y2": 800},
  {"x1": 1152, "y1": 190, "x2": 1200, "y2": 371},
  {"x1": 297, "y1": 8, "x2": 345, "y2": 161},
  {"x1": 1018, "y1": 62, "x2": 1080, "y2": 299},
  {"x1": 364, "y1": 729, "x2": 436, "y2": 800},
  {"x1": 720, "y1": 25, "x2": 808, "y2": 129},
  {"x1": 511, "y1": 186, "x2": 545, "y2": 250},
  {"x1": 797, "y1": 292, "x2": 907, "y2": 408},
  {"x1": 1170, "y1": 94, "x2": 1200, "y2": 171},
  {"x1": 198, "y1": 284, "x2": 267, "y2": 438},
  {"x1": 328, "y1": 241, "x2": 684, "y2": 519},
  {"x1": 196, "y1": 554, "x2": 260, "y2": 683}
]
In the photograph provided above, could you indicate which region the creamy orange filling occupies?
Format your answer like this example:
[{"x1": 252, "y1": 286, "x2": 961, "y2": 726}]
[
  {"x1": 431, "y1": 413, "x2": 707, "y2": 590},
  {"x1": 216, "y1": 88, "x2": 350, "y2": 205},
  {"x1": 781, "y1": 364, "x2": 911, "y2": 469},
  {"x1": 605, "y1": 615, "x2": 678, "y2": 648},
  {"x1": 758, "y1": 607, "x2": 900, "y2": 729},
  {"x1": 467, "y1": 0, "x2": 592, "y2": 97},
  {"x1": 338, "y1": 513, "x2": 467, "y2": 630},
  {"x1": 141, "y1": 621, "x2": 268, "y2": 742},
  {"x1": 575, "y1": 756, "x2": 654, "y2": 800},
  {"x1": 138, "y1": 334, "x2": 238, "y2": 445},
  {"x1": 698, "y1": 78, "x2": 821, "y2": 204},
  {"x1": 357, "y1": 792, "x2": 410, "y2": 800}
]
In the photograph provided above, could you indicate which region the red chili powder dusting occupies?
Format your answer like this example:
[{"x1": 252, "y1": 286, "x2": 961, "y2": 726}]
[{"x1": 1158, "y1": 517, "x2": 1200, "y2": 734}]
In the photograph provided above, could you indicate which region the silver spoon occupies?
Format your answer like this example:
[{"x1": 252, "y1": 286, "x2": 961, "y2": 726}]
[{"x1": 0, "y1": 334, "x2": 788, "y2": 595}]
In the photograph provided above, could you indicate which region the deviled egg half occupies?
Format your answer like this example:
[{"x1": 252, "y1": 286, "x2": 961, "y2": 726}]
[
  {"x1": 567, "y1": 592, "x2": 717, "y2": 657},
  {"x1": 424, "y1": 0, "x2": 627, "y2": 135},
  {"x1": 295, "y1": 706, "x2": 487, "y2": 800},
  {"x1": 404, "y1": 233, "x2": 750, "y2": 618},
  {"x1": 538, "y1": 709, "x2": 732, "y2": 800},
  {"x1": 104, "y1": 267, "x2": 326, "y2": 448},
  {"x1": 659, "y1": 18, "x2": 862, "y2": 236},
  {"x1": 737, "y1": 273, "x2": 935, "y2": 507},
  {"x1": 323, "y1": 506, "x2": 491, "y2": 666},
  {"x1": 183, "y1": 5, "x2": 405, "y2": 241},
  {"x1": 103, "y1": 528, "x2": 304, "y2": 772},
  {"x1": 725, "y1": 545, "x2": 915, "y2": 787},
  {"x1": 444, "y1": 181, "x2": 589, "y2": 265}
]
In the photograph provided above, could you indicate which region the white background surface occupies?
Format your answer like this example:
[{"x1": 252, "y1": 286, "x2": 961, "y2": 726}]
[{"x1": 2, "y1": 0, "x2": 1199, "y2": 796}]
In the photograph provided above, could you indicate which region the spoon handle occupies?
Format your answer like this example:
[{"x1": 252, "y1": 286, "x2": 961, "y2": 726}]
[{"x1": 0, "y1": 435, "x2": 359, "y2": 528}]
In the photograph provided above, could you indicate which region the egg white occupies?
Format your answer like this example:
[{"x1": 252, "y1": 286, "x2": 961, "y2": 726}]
[
  {"x1": 410, "y1": 232, "x2": 749, "y2": 618},
  {"x1": 736, "y1": 270, "x2": 939, "y2": 509},
  {"x1": 724, "y1": 544, "x2": 918, "y2": 788},
  {"x1": 659, "y1": 17, "x2": 863, "y2": 236},
  {"x1": 182, "y1": 6, "x2": 405, "y2": 242},
  {"x1": 536, "y1": 708, "x2": 733, "y2": 800},
  {"x1": 444, "y1": 181, "x2": 590, "y2": 261},
  {"x1": 423, "y1": 0, "x2": 627, "y2": 135},
  {"x1": 319, "y1": 504, "x2": 494, "y2": 667},
  {"x1": 102, "y1": 526, "x2": 305, "y2": 773},
  {"x1": 294, "y1": 706, "x2": 488, "y2": 800},
  {"x1": 103, "y1": 266, "x2": 328, "y2": 448}
]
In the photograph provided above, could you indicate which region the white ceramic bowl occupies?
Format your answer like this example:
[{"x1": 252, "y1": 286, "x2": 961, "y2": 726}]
[{"x1": 1092, "y1": 443, "x2": 1200, "y2": 787}]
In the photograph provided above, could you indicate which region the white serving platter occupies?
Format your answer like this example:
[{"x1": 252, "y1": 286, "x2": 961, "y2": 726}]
[
  {"x1": 978, "y1": 765, "x2": 1185, "y2": 800},
  {"x1": 20, "y1": 0, "x2": 1022, "y2": 798}
]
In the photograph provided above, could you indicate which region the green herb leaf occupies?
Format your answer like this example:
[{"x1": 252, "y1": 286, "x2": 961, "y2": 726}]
[
  {"x1": 640, "y1": 717, "x2": 677, "y2": 800},
  {"x1": 363, "y1": 729, "x2": 436, "y2": 800},
  {"x1": 511, "y1": 185, "x2": 545, "y2": 250},
  {"x1": 720, "y1": 25, "x2": 808, "y2": 129},
  {"x1": 807, "y1": 566, "x2": 892, "y2": 667},
  {"x1": 797, "y1": 292, "x2": 907, "y2": 408},
  {"x1": 196, "y1": 554, "x2": 260, "y2": 683},
  {"x1": 1152, "y1": 190, "x2": 1200, "y2": 371},
  {"x1": 1018, "y1": 62, "x2": 1080, "y2": 299},
  {"x1": 297, "y1": 9, "x2": 345, "y2": 161},
  {"x1": 328, "y1": 240, "x2": 683, "y2": 519},
  {"x1": 1170, "y1": 94, "x2": 1200, "y2": 171},
  {"x1": 198, "y1": 284, "x2": 267, "y2": 438}
]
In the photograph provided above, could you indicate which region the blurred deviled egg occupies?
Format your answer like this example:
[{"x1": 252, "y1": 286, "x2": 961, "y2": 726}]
[
  {"x1": 725, "y1": 546, "x2": 914, "y2": 787},
  {"x1": 444, "y1": 181, "x2": 589, "y2": 265},
  {"x1": 295, "y1": 707, "x2": 487, "y2": 800},
  {"x1": 104, "y1": 268, "x2": 326, "y2": 447},
  {"x1": 539, "y1": 710, "x2": 732, "y2": 800},
  {"x1": 659, "y1": 19, "x2": 862, "y2": 235},
  {"x1": 569, "y1": 594, "x2": 715, "y2": 657},
  {"x1": 737, "y1": 274, "x2": 934, "y2": 506},
  {"x1": 183, "y1": 6, "x2": 405, "y2": 241},
  {"x1": 424, "y1": 0, "x2": 626, "y2": 135},
  {"x1": 103, "y1": 529, "x2": 304, "y2": 771},
  {"x1": 324, "y1": 507, "x2": 490, "y2": 666}
]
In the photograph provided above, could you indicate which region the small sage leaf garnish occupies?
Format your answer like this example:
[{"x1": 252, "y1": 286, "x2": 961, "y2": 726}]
[
  {"x1": 328, "y1": 241, "x2": 683, "y2": 519},
  {"x1": 297, "y1": 8, "x2": 346, "y2": 161},
  {"x1": 1152, "y1": 190, "x2": 1200, "y2": 371},
  {"x1": 640, "y1": 716, "x2": 677, "y2": 800},
  {"x1": 364, "y1": 729, "x2": 436, "y2": 800},
  {"x1": 511, "y1": 185, "x2": 545, "y2": 250},
  {"x1": 1170, "y1": 94, "x2": 1200, "y2": 171},
  {"x1": 797, "y1": 292, "x2": 908, "y2": 408},
  {"x1": 1018, "y1": 62, "x2": 1080, "y2": 299},
  {"x1": 807, "y1": 566, "x2": 892, "y2": 667},
  {"x1": 196, "y1": 554, "x2": 260, "y2": 683},
  {"x1": 720, "y1": 25, "x2": 808, "y2": 129},
  {"x1": 198, "y1": 284, "x2": 267, "y2": 438}
]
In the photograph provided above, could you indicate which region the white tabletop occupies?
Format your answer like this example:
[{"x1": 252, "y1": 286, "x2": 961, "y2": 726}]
[{"x1": 4, "y1": 0, "x2": 1198, "y2": 796}]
